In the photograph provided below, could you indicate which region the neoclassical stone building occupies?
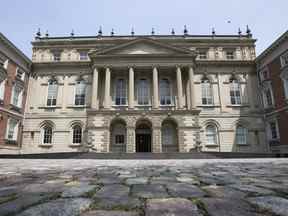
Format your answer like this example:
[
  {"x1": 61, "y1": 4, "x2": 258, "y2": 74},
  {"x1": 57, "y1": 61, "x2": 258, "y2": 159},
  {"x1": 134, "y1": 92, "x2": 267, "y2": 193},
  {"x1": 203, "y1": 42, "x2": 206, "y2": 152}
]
[{"x1": 22, "y1": 30, "x2": 268, "y2": 153}]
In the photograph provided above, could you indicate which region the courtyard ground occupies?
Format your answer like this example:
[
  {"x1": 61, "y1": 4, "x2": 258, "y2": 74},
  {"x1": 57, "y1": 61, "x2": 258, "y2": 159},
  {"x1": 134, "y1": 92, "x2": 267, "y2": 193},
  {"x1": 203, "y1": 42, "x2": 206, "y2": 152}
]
[{"x1": 0, "y1": 158, "x2": 288, "y2": 216}]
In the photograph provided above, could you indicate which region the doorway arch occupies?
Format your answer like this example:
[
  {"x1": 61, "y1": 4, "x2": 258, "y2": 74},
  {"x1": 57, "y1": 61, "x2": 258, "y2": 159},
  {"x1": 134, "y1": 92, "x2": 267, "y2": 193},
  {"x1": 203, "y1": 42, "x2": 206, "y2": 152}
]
[
  {"x1": 135, "y1": 119, "x2": 152, "y2": 152},
  {"x1": 110, "y1": 119, "x2": 127, "y2": 152}
]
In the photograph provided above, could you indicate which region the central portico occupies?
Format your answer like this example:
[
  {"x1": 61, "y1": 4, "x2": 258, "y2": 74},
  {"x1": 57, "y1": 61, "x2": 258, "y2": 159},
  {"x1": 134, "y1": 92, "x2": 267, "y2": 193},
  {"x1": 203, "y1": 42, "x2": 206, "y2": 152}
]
[{"x1": 86, "y1": 38, "x2": 200, "y2": 153}]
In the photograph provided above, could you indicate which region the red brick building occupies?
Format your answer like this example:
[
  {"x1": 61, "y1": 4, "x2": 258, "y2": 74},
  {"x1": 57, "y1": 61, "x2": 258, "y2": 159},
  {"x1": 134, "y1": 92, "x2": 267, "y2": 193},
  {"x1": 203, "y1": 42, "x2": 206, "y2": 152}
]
[
  {"x1": 0, "y1": 33, "x2": 31, "y2": 153},
  {"x1": 256, "y1": 30, "x2": 288, "y2": 153}
]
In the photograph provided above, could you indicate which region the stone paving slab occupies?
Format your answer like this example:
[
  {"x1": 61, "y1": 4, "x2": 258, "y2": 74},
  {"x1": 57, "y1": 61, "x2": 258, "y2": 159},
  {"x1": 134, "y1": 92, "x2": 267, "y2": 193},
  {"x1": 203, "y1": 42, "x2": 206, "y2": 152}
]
[{"x1": 0, "y1": 159, "x2": 287, "y2": 215}]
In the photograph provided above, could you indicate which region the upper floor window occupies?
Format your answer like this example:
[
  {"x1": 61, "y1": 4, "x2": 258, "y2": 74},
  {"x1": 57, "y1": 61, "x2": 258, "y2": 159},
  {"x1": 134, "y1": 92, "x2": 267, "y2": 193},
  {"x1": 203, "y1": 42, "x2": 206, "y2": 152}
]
[
  {"x1": 42, "y1": 125, "x2": 53, "y2": 144},
  {"x1": 264, "y1": 88, "x2": 273, "y2": 107},
  {"x1": 230, "y1": 78, "x2": 241, "y2": 105},
  {"x1": 269, "y1": 121, "x2": 279, "y2": 140},
  {"x1": 16, "y1": 68, "x2": 25, "y2": 81},
  {"x1": 198, "y1": 50, "x2": 208, "y2": 59},
  {"x1": 226, "y1": 50, "x2": 235, "y2": 60},
  {"x1": 53, "y1": 52, "x2": 61, "y2": 62},
  {"x1": 115, "y1": 79, "x2": 127, "y2": 105},
  {"x1": 137, "y1": 79, "x2": 149, "y2": 105},
  {"x1": 47, "y1": 79, "x2": 58, "y2": 106},
  {"x1": 75, "y1": 80, "x2": 86, "y2": 106},
  {"x1": 160, "y1": 79, "x2": 172, "y2": 105},
  {"x1": 12, "y1": 85, "x2": 23, "y2": 107},
  {"x1": 0, "y1": 79, "x2": 5, "y2": 100},
  {"x1": 206, "y1": 125, "x2": 218, "y2": 145},
  {"x1": 79, "y1": 51, "x2": 88, "y2": 60},
  {"x1": 283, "y1": 78, "x2": 288, "y2": 99},
  {"x1": 6, "y1": 118, "x2": 18, "y2": 141},
  {"x1": 201, "y1": 78, "x2": 213, "y2": 105},
  {"x1": 280, "y1": 51, "x2": 288, "y2": 68},
  {"x1": 72, "y1": 125, "x2": 82, "y2": 144},
  {"x1": 236, "y1": 126, "x2": 248, "y2": 145}
]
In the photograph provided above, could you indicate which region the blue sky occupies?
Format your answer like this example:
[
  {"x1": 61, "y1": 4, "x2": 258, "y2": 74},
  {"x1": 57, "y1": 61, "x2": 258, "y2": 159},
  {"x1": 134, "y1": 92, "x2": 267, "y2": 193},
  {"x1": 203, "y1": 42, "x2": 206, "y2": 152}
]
[{"x1": 0, "y1": 0, "x2": 287, "y2": 57}]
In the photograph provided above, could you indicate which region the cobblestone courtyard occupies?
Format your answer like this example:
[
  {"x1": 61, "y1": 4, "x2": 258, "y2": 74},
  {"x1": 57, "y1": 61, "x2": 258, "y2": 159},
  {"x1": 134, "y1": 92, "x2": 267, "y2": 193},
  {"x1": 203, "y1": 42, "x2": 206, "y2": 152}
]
[{"x1": 0, "y1": 158, "x2": 288, "y2": 216}]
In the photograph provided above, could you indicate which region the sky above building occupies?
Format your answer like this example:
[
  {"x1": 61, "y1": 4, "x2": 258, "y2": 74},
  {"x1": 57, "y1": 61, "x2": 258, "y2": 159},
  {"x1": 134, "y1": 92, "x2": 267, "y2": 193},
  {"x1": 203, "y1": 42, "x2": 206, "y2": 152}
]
[{"x1": 0, "y1": 0, "x2": 286, "y2": 58}]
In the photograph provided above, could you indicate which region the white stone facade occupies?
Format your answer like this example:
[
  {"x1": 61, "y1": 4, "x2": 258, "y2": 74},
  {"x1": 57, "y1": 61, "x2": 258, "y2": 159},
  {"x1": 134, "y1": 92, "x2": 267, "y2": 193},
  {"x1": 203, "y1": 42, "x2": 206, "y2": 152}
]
[{"x1": 22, "y1": 34, "x2": 267, "y2": 153}]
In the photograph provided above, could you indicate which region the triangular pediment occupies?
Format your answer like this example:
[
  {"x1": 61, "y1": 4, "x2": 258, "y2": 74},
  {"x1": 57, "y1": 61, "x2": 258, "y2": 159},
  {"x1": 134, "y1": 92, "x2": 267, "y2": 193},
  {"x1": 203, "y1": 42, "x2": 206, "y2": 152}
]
[{"x1": 92, "y1": 38, "x2": 195, "y2": 56}]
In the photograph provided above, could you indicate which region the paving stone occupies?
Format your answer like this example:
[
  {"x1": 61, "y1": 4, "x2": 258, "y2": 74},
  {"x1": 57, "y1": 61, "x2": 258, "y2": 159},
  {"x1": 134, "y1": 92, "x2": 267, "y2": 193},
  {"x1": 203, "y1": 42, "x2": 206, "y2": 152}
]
[
  {"x1": 94, "y1": 184, "x2": 141, "y2": 209},
  {"x1": 0, "y1": 186, "x2": 18, "y2": 197},
  {"x1": 248, "y1": 196, "x2": 288, "y2": 216},
  {"x1": 229, "y1": 184, "x2": 275, "y2": 196},
  {"x1": 17, "y1": 198, "x2": 92, "y2": 216},
  {"x1": 150, "y1": 176, "x2": 177, "y2": 184},
  {"x1": 21, "y1": 182, "x2": 66, "y2": 194},
  {"x1": 202, "y1": 185, "x2": 246, "y2": 198},
  {"x1": 125, "y1": 177, "x2": 149, "y2": 185},
  {"x1": 145, "y1": 198, "x2": 202, "y2": 216},
  {"x1": 97, "y1": 177, "x2": 122, "y2": 184},
  {"x1": 176, "y1": 177, "x2": 200, "y2": 185},
  {"x1": 131, "y1": 184, "x2": 169, "y2": 199},
  {"x1": 62, "y1": 183, "x2": 97, "y2": 198},
  {"x1": 201, "y1": 198, "x2": 261, "y2": 216},
  {"x1": 82, "y1": 210, "x2": 139, "y2": 216},
  {"x1": 167, "y1": 183, "x2": 206, "y2": 198},
  {"x1": 0, "y1": 194, "x2": 51, "y2": 216}
]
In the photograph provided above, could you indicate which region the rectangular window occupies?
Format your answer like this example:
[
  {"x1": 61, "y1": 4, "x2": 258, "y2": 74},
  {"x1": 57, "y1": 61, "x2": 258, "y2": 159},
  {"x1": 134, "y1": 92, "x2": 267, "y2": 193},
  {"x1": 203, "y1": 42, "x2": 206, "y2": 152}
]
[
  {"x1": 230, "y1": 81, "x2": 241, "y2": 105},
  {"x1": 115, "y1": 79, "x2": 127, "y2": 105},
  {"x1": 270, "y1": 122, "x2": 278, "y2": 140},
  {"x1": 137, "y1": 79, "x2": 149, "y2": 105},
  {"x1": 47, "y1": 80, "x2": 58, "y2": 106},
  {"x1": 75, "y1": 81, "x2": 86, "y2": 105},
  {"x1": 226, "y1": 51, "x2": 235, "y2": 60},
  {"x1": 281, "y1": 52, "x2": 288, "y2": 68},
  {"x1": 6, "y1": 119, "x2": 18, "y2": 141},
  {"x1": 53, "y1": 52, "x2": 61, "y2": 62},
  {"x1": 236, "y1": 127, "x2": 247, "y2": 145},
  {"x1": 201, "y1": 81, "x2": 213, "y2": 105},
  {"x1": 79, "y1": 51, "x2": 88, "y2": 60},
  {"x1": 16, "y1": 68, "x2": 25, "y2": 80},
  {"x1": 198, "y1": 51, "x2": 207, "y2": 59},
  {"x1": 12, "y1": 85, "x2": 22, "y2": 107}
]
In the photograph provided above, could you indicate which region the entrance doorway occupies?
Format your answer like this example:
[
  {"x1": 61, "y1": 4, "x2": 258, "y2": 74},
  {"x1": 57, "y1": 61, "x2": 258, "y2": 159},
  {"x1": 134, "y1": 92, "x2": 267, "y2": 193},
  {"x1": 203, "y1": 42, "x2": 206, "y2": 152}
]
[{"x1": 135, "y1": 120, "x2": 152, "y2": 152}]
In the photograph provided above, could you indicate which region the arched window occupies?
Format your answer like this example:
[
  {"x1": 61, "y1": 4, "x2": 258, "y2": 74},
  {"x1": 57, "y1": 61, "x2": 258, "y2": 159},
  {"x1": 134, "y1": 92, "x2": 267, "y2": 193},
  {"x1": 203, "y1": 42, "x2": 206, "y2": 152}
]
[
  {"x1": 201, "y1": 78, "x2": 213, "y2": 105},
  {"x1": 47, "y1": 79, "x2": 58, "y2": 106},
  {"x1": 236, "y1": 126, "x2": 248, "y2": 145},
  {"x1": 206, "y1": 125, "x2": 217, "y2": 145},
  {"x1": 43, "y1": 125, "x2": 53, "y2": 144},
  {"x1": 137, "y1": 79, "x2": 149, "y2": 105},
  {"x1": 115, "y1": 79, "x2": 127, "y2": 105},
  {"x1": 230, "y1": 78, "x2": 241, "y2": 105},
  {"x1": 75, "y1": 80, "x2": 86, "y2": 105},
  {"x1": 72, "y1": 125, "x2": 82, "y2": 144},
  {"x1": 160, "y1": 79, "x2": 172, "y2": 105}
]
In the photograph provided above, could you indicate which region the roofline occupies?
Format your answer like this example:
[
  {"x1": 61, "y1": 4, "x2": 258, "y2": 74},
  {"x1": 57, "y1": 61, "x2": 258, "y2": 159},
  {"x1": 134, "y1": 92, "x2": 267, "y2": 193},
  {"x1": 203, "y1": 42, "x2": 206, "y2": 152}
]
[
  {"x1": 32, "y1": 34, "x2": 255, "y2": 43},
  {"x1": 256, "y1": 30, "x2": 288, "y2": 62},
  {"x1": 0, "y1": 32, "x2": 32, "y2": 65}
]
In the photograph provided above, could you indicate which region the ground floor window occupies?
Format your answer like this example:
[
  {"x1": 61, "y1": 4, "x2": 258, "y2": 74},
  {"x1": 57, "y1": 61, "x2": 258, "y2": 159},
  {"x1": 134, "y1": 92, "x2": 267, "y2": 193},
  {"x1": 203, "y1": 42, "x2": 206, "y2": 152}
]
[
  {"x1": 72, "y1": 125, "x2": 82, "y2": 144},
  {"x1": 236, "y1": 126, "x2": 248, "y2": 145},
  {"x1": 43, "y1": 125, "x2": 53, "y2": 144},
  {"x1": 6, "y1": 118, "x2": 18, "y2": 141},
  {"x1": 206, "y1": 125, "x2": 217, "y2": 145}
]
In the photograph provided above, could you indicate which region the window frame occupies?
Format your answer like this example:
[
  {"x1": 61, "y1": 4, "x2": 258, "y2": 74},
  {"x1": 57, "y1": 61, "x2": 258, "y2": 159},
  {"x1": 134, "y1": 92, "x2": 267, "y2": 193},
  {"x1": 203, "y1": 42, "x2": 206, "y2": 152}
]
[
  {"x1": 16, "y1": 68, "x2": 25, "y2": 81},
  {"x1": 236, "y1": 125, "x2": 248, "y2": 145},
  {"x1": 6, "y1": 118, "x2": 18, "y2": 142},
  {"x1": 79, "y1": 51, "x2": 88, "y2": 60},
  {"x1": 11, "y1": 84, "x2": 23, "y2": 108},
  {"x1": 72, "y1": 125, "x2": 82, "y2": 144},
  {"x1": 114, "y1": 78, "x2": 127, "y2": 106},
  {"x1": 268, "y1": 121, "x2": 279, "y2": 141},
  {"x1": 229, "y1": 78, "x2": 241, "y2": 105},
  {"x1": 205, "y1": 125, "x2": 218, "y2": 146},
  {"x1": 280, "y1": 51, "x2": 288, "y2": 68},
  {"x1": 226, "y1": 50, "x2": 235, "y2": 60},
  {"x1": 159, "y1": 78, "x2": 173, "y2": 106},
  {"x1": 137, "y1": 78, "x2": 150, "y2": 105},
  {"x1": 0, "y1": 79, "x2": 5, "y2": 100},
  {"x1": 53, "y1": 52, "x2": 61, "y2": 62},
  {"x1": 74, "y1": 80, "x2": 86, "y2": 106},
  {"x1": 42, "y1": 125, "x2": 53, "y2": 144},
  {"x1": 46, "y1": 79, "x2": 58, "y2": 107},
  {"x1": 201, "y1": 78, "x2": 213, "y2": 105}
]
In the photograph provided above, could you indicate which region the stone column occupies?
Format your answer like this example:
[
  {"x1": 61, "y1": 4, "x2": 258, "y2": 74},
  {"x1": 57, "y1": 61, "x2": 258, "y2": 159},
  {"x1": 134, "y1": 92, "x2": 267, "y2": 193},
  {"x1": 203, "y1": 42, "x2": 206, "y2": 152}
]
[
  {"x1": 153, "y1": 127, "x2": 161, "y2": 153},
  {"x1": 176, "y1": 66, "x2": 183, "y2": 109},
  {"x1": 153, "y1": 67, "x2": 159, "y2": 109},
  {"x1": 104, "y1": 67, "x2": 111, "y2": 109},
  {"x1": 217, "y1": 73, "x2": 225, "y2": 112},
  {"x1": 126, "y1": 127, "x2": 135, "y2": 153},
  {"x1": 91, "y1": 67, "x2": 99, "y2": 109},
  {"x1": 61, "y1": 75, "x2": 68, "y2": 111},
  {"x1": 247, "y1": 73, "x2": 256, "y2": 109},
  {"x1": 128, "y1": 67, "x2": 134, "y2": 109},
  {"x1": 188, "y1": 66, "x2": 196, "y2": 109}
]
